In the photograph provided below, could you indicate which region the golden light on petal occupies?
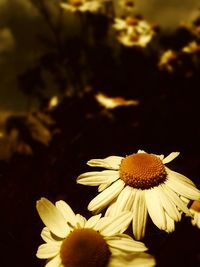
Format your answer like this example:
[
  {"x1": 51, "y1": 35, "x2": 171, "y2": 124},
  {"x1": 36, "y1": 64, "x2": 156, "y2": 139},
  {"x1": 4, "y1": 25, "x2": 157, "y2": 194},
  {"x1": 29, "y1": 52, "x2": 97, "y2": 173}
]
[
  {"x1": 95, "y1": 92, "x2": 139, "y2": 109},
  {"x1": 120, "y1": 153, "x2": 166, "y2": 189},
  {"x1": 48, "y1": 96, "x2": 59, "y2": 109},
  {"x1": 60, "y1": 228, "x2": 110, "y2": 267},
  {"x1": 70, "y1": 0, "x2": 83, "y2": 7},
  {"x1": 125, "y1": 16, "x2": 138, "y2": 26}
]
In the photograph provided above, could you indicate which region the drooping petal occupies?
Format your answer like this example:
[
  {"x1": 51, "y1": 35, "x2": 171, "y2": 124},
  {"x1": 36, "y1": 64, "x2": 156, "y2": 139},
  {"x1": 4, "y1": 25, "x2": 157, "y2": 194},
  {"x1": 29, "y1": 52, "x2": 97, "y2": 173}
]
[
  {"x1": 166, "y1": 175, "x2": 200, "y2": 200},
  {"x1": 160, "y1": 184, "x2": 191, "y2": 216},
  {"x1": 96, "y1": 211, "x2": 132, "y2": 236},
  {"x1": 108, "y1": 186, "x2": 134, "y2": 216},
  {"x1": 77, "y1": 170, "x2": 119, "y2": 186},
  {"x1": 154, "y1": 186, "x2": 181, "y2": 222},
  {"x1": 162, "y1": 152, "x2": 180, "y2": 164},
  {"x1": 45, "y1": 254, "x2": 62, "y2": 267},
  {"x1": 88, "y1": 179, "x2": 125, "y2": 212},
  {"x1": 145, "y1": 189, "x2": 166, "y2": 230},
  {"x1": 36, "y1": 243, "x2": 60, "y2": 259},
  {"x1": 55, "y1": 200, "x2": 77, "y2": 226},
  {"x1": 106, "y1": 235, "x2": 147, "y2": 253},
  {"x1": 87, "y1": 156, "x2": 123, "y2": 170},
  {"x1": 85, "y1": 214, "x2": 102, "y2": 228},
  {"x1": 36, "y1": 198, "x2": 70, "y2": 238},
  {"x1": 165, "y1": 213, "x2": 175, "y2": 233},
  {"x1": 132, "y1": 190, "x2": 148, "y2": 240},
  {"x1": 166, "y1": 167, "x2": 195, "y2": 186}
]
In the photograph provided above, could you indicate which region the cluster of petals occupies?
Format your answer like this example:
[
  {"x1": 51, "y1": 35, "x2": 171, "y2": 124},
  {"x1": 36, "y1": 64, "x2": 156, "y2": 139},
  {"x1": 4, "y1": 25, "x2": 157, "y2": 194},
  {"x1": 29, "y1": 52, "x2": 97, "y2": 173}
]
[
  {"x1": 77, "y1": 150, "x2": 200, "y2": 240},
  {"x1": 60, "y1": 0, "x2": 104, "y2": 13},
  {"x1": 36, "y1": 197, "x2": 155, "y2": 267},
  {"x1": 113, "y1": 16, "x2": 155, "y2": 47}
]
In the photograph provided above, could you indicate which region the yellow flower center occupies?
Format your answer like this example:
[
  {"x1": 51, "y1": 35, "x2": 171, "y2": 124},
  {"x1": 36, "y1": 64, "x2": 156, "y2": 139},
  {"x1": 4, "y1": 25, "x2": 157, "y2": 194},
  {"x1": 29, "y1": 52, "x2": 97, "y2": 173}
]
[
  {"x1": 60, "y1": 228, "x2": 111, "y2": 267},
  {"x1": 125, "y1": 16, "x2": 138, "y2": 26},
  {"x1": 70, "y1": 0, "x2": 83, "y2": 7},
  {"x1": 191, "y1": 200, "x2": 200, "y2": 212},
  {"x1": 119, "y1": 153, "x2": 166, "y2": 189},
  {"x1": 124, "y1": 0, "x2": 135, "y2": 7}
]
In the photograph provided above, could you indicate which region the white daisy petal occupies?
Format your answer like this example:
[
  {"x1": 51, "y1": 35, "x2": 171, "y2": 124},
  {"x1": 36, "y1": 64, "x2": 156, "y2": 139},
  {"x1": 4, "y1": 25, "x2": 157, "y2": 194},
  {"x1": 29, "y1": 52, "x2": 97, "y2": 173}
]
[
  {"x1": 36, "y1": 198, "x2": 70, "y2": 238},
  {"x1": 36, "y1": 243, "x2": 60, "y2": 259},
  {"x1": 109, "y1": 186, "x2": 134, "y2": 216},
  {"x1": 155, "y1": 186, "x2": 181, "y2": 221},
  {"x1": 104, "y1": 200, "x2": 117, "y2": 217},
  {"x1": 162, "y1": 152, "x2": 180, "y2": 164},
  {"x1": 88, "y1": 179, "x2": 125, "y2": 212},
  {"x1": 97, "y1": 211, "x2": 132, "y2": 236},
  {"x1": 166, "y1": 176, "x2": 200, "y2": 200},
  {"x1": 132, "y1": 190, "x2": 148, "y2": 240},
  {"x1": 75, "y1": 214, "x2": 86, "y2": 228},
  {"x1": 106, "y1": 235, "x2": 147, "y2": 253},
  {"x1": 145, "y1": 189, "x2": 166, "y2": 230},
  {"x1": 165, "y1": 213, "x2": 175, "y2": 233},
  {"x1": 45, "y1": 254, "x2": 62, "y2": 267},
  {"x1": 41, "y1": 227, "x2": 61, "y2": 243},
  {"x1": 160, "y1": 184, "x2": 191, "y2": 216},
  {"x1": 87, "y1": 156, "x2": 123, "y2": 170},
  {"x1": 166, "y1": 167, "x2": 195, "y2": 186},
  {"x1": 137, "y1": 150, "x2": 147, "y2": 154},
  {"x1": 98, "y1": 183, "x2": 111, "y2": 192},
  {"x1": 55, "y1": 200, "x2": 77, "y2": 226},
  {"x1": 84, "y1": 214, "x2": 102, "y2": 228},
  {"x1": 77, "y1": 170, "x2": 119, "y2": 186}
]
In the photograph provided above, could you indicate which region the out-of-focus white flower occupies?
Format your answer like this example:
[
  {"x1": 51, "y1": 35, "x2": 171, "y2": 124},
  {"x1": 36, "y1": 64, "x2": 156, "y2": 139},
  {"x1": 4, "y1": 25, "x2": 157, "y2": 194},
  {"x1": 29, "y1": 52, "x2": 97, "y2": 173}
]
[
  {"x1": 60, "y1": 0, "x2": 104, "y2": 13},
  {"x1": 36, "y1": 197, "x2": 156, "y2": 267},
  {"x1": 95, "y1": 92, "x2": 139, "y2": 109},
  {"x1": 48, "y1": 96, "x2": 59, "y2": 110},
  {"x1": 190, "y1": 200, "x2": 200, "y2": 228},
  {"x1": 158, "y1": 50, "x2": 178, "y2": 72},
  {"x1": 77, "y1": 150, "x2": 200, "y2": 240},
  {"x1": 0, "y1": 28, "x2": 15, "y2": 53},
  {"x1": 113, "y1": 16, "x2": 155, "y2": 47},
  {"x1": 119, "y1": 0, "x2": 135, "y2": 12},
  {"x1": 182, "y1": 41, "x2": 200, "y2": 54}
]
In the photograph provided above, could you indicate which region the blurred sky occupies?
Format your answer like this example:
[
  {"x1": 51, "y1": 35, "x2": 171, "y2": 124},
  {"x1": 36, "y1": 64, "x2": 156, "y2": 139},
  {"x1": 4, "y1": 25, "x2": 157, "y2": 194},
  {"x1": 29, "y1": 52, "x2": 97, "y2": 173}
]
[{"x1": 0, "y1": 0, "x2": 199, "y2": 112}]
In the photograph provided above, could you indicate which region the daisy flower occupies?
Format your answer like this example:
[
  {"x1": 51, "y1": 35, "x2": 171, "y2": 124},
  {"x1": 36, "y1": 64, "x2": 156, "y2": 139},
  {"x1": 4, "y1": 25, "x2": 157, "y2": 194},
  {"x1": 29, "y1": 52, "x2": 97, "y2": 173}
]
[
  {"x1": 36, "y1": 197, "x2": 155, "y2": 267},
  {"x1": 190, "y1": 200, "x2": 200, "y2": 228},
  {"x1": 113, "y1": 16, "x2": 154, "y2": 47},
  {"x1": 77, "y1": 150, "x2": 200, "y2": 240},
  {"x1": 60, "y1": 0, "x2": 104, "y2": 13},
  {"x1": 158, "y1": 50, "x2": 178, "y2": 72}
]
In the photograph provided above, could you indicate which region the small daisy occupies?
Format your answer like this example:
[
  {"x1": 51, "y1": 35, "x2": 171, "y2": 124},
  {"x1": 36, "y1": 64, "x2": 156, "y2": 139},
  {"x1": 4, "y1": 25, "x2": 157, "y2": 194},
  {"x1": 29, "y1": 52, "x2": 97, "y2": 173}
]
[
  {"x1": 77, "y1": 150, "x2": 200, "y2": 240},
  {"x1": 182, "y1": 41, "x2": 200, "y2": 54},
  {"x1": 190, "y1": 200, "x2": 200, "y2": 228},
  {"x1": 158, "y1": 50, "x2": 178, "y2": 72},
  {"x1": 60, "y1": 0, "x2": 103, "y2": 13},
  {"x1": 95, "y1": 92, "x2": 139, "y2": 109},
  {"x1": 119, "y1": 0, "x2": 135, "y2": 12},
  {"x1": 36, "y1": 197, "x2": 155, "y2": 267},
  {"x1": 113, "y1": 16, "x2": 154, "y2": 47}
]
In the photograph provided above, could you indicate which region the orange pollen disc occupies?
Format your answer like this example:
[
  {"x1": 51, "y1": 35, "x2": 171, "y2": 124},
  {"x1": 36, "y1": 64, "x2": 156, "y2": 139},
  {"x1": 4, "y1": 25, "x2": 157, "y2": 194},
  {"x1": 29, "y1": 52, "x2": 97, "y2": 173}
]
[
  {"x1": 119, "y1": 153, "x2": 166, "y2": 189},
  {"x1": 191, "y1": 200, "x2": 200, "y2": 212},
  {"x1": 60, "y1": 228, "x2": 110, "y2": 267},
  {"x1": 125, "y1": 0, "x2": 135, "y2": 7},
  {"x1": 125, "y1": 16, "x2": 138, "y2": 26},
  {"x1": 70, "y1": 0, "x2": 83, "y2": 7}
]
